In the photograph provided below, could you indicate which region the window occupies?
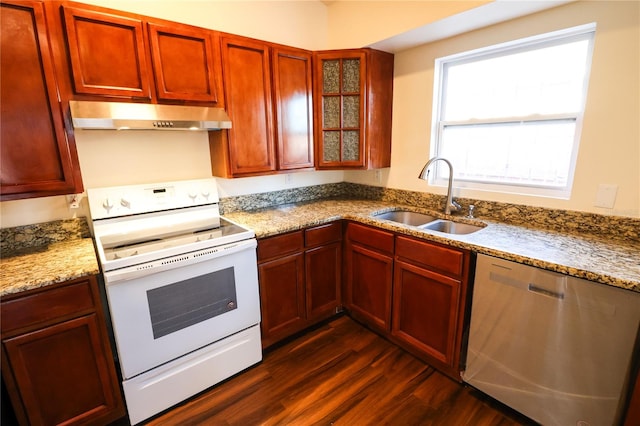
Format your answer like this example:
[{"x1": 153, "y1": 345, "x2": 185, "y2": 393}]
[{"x1": 430, "y1": 24, "x2": 595, "y2": 198}]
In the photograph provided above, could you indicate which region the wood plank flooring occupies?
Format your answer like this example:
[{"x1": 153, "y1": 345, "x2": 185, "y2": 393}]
[{"x1": 142, "y1": 316, "x2": 535, "y2": 425}]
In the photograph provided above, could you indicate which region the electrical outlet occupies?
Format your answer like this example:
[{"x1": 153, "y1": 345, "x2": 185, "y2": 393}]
[
  {"x1": 594, "y1": 184, "x2": 617, "y2": 209},
  {"x1": 67, "y1": 193, "x2": 81, "y2": 209},
  {"x1": 374, "y1": 170, "x2": 382, "y2": 183},
  {"x1": 284, "y1": 174, "x2": 292, "y2": 185}
]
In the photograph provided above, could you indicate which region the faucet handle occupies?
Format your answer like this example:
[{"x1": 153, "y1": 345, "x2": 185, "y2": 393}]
[{"x1": 466, "y1": 204, "x2": 475, "y2": 219}]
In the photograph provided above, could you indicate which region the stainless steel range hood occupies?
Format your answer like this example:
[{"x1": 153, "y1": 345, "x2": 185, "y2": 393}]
[{"x1": 69, "y1": 100, "x2": 232, "y2": 131}]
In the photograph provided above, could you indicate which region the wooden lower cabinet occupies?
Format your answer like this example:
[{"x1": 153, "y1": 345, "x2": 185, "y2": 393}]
[
  {"x1": 258, "y1": 221, "x2": 342, "y2": 348},
  {"x1": 305, "y1": 241, "x2": 342, "y2": 322},
  {"x1": 392, "y1": 260, "x2": 460, "y2": 366},
  {"x1": 392, "y1": 236, "x2": 471, "y2": 380},
  {"x1": 344, "y1": 223, "x2": 471, "y2": 381},
  {"x1": 1, "y1": 276, "x2": 125, "y2": 426},
  {"x1": 260, "y1": 221, "x2": 472, "y2": 380},
  {"x1": 344, "y1": 223, "x2": 394, "y2": 333},
  {"x1": 258, "y1": 250, "x2": 306, "y2": 345}
]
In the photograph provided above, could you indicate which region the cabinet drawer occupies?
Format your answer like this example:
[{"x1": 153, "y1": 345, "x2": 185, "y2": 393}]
[
  {"x1": 305, "y1": 222, "x2": 342, "y2": 248},
  {"x1": 347, "y1": 222, "x2": 394, "y2": 255},
  {"x1": 258, "y1": 231, "x2": 304, "y2": 262},
  {"x1": 1, "y1": 277, "x2": 97, "y2": 335},
  {"x1": 396, "y1": 236, "x2": 465, "y2": 278}
]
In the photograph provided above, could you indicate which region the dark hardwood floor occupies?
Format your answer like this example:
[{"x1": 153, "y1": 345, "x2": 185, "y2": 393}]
[{"x1": 143, "y1": 316, "x2": 534, "y2": 425}]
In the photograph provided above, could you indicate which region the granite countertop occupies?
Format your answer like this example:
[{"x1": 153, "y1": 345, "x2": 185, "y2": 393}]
[
  {"x1": 223, "y1": 199, "x2": 640, "y2": 293},
  {"x1": 1, "y1": 198, "x2": 637, "y2": 297},
  {"x1": 0, "y1": 219, "x2": 99, "y2": 297}
]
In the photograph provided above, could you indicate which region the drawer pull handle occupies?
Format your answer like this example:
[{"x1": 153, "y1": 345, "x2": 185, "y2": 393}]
[{"x1": 528, "y1": 283, "x2": 564, "y2": 300}]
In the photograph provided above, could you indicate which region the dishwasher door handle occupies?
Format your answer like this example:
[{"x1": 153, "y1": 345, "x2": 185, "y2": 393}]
[{"x1": 528, "y1": 283, "x2": 565, "y2": 299}]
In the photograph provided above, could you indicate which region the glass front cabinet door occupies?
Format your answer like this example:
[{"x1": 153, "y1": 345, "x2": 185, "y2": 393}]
[{"x1": 314, "y1": 49, "x2": 394, "y2": 170}]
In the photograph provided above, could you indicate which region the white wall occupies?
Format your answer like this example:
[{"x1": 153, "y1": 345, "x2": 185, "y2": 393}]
[
  {"x1": 346, "y1": 0, "x2": 640, "y2": 218},
  {"x1": 324, "y1": 0, "x2": 490, "y2": 49}
]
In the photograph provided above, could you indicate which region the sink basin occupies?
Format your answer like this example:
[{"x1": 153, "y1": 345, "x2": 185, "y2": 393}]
[
  {"x1": 373, "y1": 210, "x2": 483, "y2": 235},
  {"x1": 373, "y1": 210, "x2": 436, "y2": 227},
  {"x1": 420, "y1": 219, "x2": 483, "y2": 235}
]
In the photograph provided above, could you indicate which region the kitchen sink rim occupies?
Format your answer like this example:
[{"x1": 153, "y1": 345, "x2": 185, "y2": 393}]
[{"x1": 370, "y1": 208, "x2": 486, "y2": 235}]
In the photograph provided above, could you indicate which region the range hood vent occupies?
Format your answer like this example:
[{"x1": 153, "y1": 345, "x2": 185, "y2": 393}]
[{"x1": 69, "y1": 100, "x2": 232, "y2": 131}]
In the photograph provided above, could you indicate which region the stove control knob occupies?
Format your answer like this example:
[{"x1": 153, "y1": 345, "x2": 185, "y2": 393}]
[
  {"x1": 120, "y1": 198, "x2": 131, "y2": 208},
  {"x1": 201, "y1": 189, "x2": 210, "y2": 200},
  {"x1": 103, "y1": 198, "x2": 113, "y2": 212},
  {"x1": 188, "y1": 192, "x2": 198, "y2": 202}
]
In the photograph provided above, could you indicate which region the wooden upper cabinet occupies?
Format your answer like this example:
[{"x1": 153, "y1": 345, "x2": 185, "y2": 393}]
[
  {"x1": 61, "y1": 5, "x2": 153, "y2": 99},
  {"x1": 57, "y1": 3, "x2": 224, "y2": 105},
  {"x1": 0, "y1": 0, "x2": 83, "y2": 201},
  {"x1": 211, "y1": 37, "x2": 314, "y2": 177},
  {"x1": 314, "y1": 48, "x2": 393, "y2": 170},
  {"x1": 315, "y1": 50, "x2": 366, "y2": 168},
  {"x1": 218, "y1": 36, "x2": 276, "y2": 176},
  {"x1": 148, "y1": 22, "x2": 223, "y2": 105},
  {"x1": 272, "y1": 47, "x2": 314, "y2": 171}
]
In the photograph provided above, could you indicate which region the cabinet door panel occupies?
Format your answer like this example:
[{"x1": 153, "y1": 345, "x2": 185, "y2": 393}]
[
  {"x1": 0, "y1": 1, "x2": 82, "y2": 200},
  {"x1": 306, "y1": 242, "x2": 341, "y2": 321},
  {"x1": 314, "y1": 51, "x2": 366, "y2": 169},
  {"x1": 272, "y1": 48, "x2": 314, "y2": 170},
  {"x1": 148, "y1": 22, "x2": 222, "y2": 104},
  {"x1": 258, "y1": 252, "x2": 305, "y2": 346},
  {"x1": 62, "y1": 6, "x2": 152, "y2": 98},
  {"x1": 221, "y1": 37, "x2": 275, "y2": 176},
  {"x1": 345, "y1": 243, "x2": 393, "y2": 332},
  {"x1": 392, "y1": 260, "x2": 460, "y2": 366},
  {"x1": 3, "y1": 314, "x2": 122, "y2": 425}
]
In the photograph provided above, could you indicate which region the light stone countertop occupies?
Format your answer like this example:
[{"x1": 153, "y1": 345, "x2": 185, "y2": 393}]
[
  {"x1": 223, "y1": 199, "x2": 640, "y2": 293},
  {"x1": 0, "y1": 238, "x2": 99, "y2": 297}
]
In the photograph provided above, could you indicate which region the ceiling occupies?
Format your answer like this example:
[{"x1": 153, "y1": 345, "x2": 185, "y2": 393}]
[{"x1": 367, "y1": 0, "x2": 573, "y2": 52}]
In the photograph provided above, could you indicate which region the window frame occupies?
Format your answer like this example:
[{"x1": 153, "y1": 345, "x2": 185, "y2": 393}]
[{"x1": 430, "y1": 23, "x2": 596, "y2": 199}]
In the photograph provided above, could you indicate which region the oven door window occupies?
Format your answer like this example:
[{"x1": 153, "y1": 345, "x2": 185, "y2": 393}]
[{"x1": 146, "y1": 267, "x2": 237, "y2": 339}]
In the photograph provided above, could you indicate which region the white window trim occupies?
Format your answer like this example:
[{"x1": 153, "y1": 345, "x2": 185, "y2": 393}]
[{"x1": 429, "y1": 23, "x2": 596, "y2": 200}]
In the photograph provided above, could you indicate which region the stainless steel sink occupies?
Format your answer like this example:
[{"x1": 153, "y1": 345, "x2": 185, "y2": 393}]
[
  {"x1": 373, "y1": 210, "x2": 436, "y2": 227},
  {"x1": 373, "y1": 210, "x2": 483, "y2": 235},
  {"x1": 420, "y1": 219, "x2": 483, "y2": 235}
]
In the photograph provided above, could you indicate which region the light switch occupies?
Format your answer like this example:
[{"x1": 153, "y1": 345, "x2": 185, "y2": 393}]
[{"x1": 594, "y1": 184, "x2": 617, "y2": 209}]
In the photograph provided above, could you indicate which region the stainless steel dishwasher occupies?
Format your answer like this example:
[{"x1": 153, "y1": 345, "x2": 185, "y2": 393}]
[{"x1": 463, "y1": 254, "x2": 640, "y2": 426}]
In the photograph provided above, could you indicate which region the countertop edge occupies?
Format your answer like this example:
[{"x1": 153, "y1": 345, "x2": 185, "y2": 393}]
[{"x1": 0, "y1": 238, "x2": 100, "y2": 297}]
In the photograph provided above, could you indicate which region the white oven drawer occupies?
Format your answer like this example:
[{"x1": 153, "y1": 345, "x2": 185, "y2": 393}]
[{"x1": 123, "y1": 325, "x2": 262, "y2": 425}]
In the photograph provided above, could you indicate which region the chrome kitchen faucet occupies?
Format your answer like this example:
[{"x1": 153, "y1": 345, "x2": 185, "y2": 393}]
[{"x1": 418, "y1": 157, "x2": 461, "y2": 215}]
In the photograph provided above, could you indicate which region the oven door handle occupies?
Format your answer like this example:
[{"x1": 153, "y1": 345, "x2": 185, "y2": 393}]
[{"x1": 104, "y1": 238, "x2": 257, "y2": 285}]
